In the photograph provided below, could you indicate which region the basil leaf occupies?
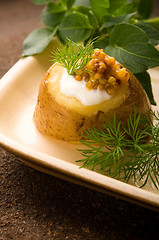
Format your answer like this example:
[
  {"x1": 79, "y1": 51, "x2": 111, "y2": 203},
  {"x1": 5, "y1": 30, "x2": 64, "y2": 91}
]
[
  {"x1": 59, "y1": 0, "x2": 67, "y2": 4},
  {"x1": 73, "y1": 0, "x2": 90, "y2": 7},
  {"x1": 89, "y1": 0, "x2": 109, "y2": 18},
  {"x1": 43, "y1": 2, "x2": 66, "y2": 13},
  {"x1": 58, "y1": 12, "x2": 92, "y2": 42},
  {"x1": 41, "y1": 5, "x2": 66, "y2": 28},
  {"x1": 135, "y1": 71, "x2": 156, "y2": 105},
  {"x1": 66, "y1": 0, "x2": 75, "y2": 9},
  {"x1": 138, "y1": 0, "x2": 153, "y2": 19},
  {"x1": 136, "y1": 22, "x2": 159, "y2": 46},
  {"x1": 94, "y1": 36, "x2": 109, "y2": 49},
  {"x1": 22, "y1": 28, "x2": 56, "y2": 57},
  {"x1": 75, "y1": 6, "x2": 99, "y2": 28},
  {"x1": 105, "y1": 23, "x2": 159, "y2": 74},
  {"x1": 100, "y1": 13, "x2": 135, "y2": 30},
  {"x1": 108, "y1": 0, "x2": 127, "y2": 14},
  {"x1": 31, "y1": 0, "x2": 51, "y2": 4},
  {"x1": 114, "y1": 2, "x2": 137, "y2": 16}
]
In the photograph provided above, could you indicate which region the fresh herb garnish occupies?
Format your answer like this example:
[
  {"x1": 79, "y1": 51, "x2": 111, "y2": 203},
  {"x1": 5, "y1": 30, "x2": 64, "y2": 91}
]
[
  {"x1": 22, "y1": 0, "x2": 159, "y2": 105},
  {"x1": 22, "y1": 0, "x2": 159, "y2": 189},
  {"x1": 77, "y1": 110, "x2": 159, "y2": 189},
  {"x1": 53, "y1": 39, "x2": 93, "y2": 75}
]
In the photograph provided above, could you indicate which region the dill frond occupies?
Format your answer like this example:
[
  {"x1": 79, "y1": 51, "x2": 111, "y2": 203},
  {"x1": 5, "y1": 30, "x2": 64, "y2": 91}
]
[
  {"x1": 52, "y1": 39, "x2": 93, "y2": 75},
  {"x1": 77, "y1": 110, "x2": 159, "y2": 189}
]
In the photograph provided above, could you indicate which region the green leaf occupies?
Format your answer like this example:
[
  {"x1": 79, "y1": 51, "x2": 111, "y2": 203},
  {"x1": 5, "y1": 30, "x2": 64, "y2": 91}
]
[
  {"x1": 136, "y1": 22, "x2": 159, "y2": 46},
  {"x1": 108, "y1": 0, "x2": 127, "y2": 14},
  {"x1": 73, "y1": 0, "x2": 90, "y2": 7},
  {"x1": 135, "y1": 71, "x2": 156, "y2": 105},
  {"x1": 58, "y1": 12, "x2": 92, "y2": 42},
  {"x1": 138, "y1": 0, "x2": 153, "y2": 19},
  {"x1": 75, "y1": 6, "x2": 99, "y2": 28},
  {"x1": 31, "y1": 0, "x2": 51, "y2": 4},
  {"x1": 89, "y1": 0, "x2": 109, "y2": 18},
  {"x1": 22, "y1": 28, "x2": 56, "y2": 57},
  {"x1": 105, "y1": 23, "x2": 159, "y2": 74},
  {"x1": 100, "y1": 13, "x2": 135, "y2": 30},
  {"x1": 41, "y1": 4, "x2": 66, "y2": 28},
  {"x1": 59, "y1": 0, "x2": 67, "y2": 4},
  {"x1": 65, "y1": 0, "x2": 75, "y2": 9},
  {"x1": 114, "y1": 2, "x2": 137, "y2": 16},
  {"x1": 44, "y1": 2, "x2": 66, "y2": 13},
  {"x1": 94, "y1": 36, "x2": 109, "y2": 49}
]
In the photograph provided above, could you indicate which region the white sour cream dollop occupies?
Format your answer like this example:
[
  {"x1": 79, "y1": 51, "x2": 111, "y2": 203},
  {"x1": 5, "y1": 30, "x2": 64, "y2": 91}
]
[{"x1": 60, "y1": 68, "x2": 112, "y2": 106}]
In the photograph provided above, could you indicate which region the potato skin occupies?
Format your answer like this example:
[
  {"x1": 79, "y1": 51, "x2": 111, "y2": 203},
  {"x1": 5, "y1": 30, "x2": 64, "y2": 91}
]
[{"x1": 33, "y1": 64, "x2": 151, "y2": 141}]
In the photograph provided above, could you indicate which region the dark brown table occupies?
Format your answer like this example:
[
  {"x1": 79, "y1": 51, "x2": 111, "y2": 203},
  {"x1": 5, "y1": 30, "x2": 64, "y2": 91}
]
[{"x1": 1, "y1": 1, "x2": 159, "y2": 239}]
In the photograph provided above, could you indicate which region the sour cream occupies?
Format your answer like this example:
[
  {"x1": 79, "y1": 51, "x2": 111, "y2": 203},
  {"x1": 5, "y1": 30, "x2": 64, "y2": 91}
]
[{"x1": 60, "y1": 68, "x2": 112, "y2": 106}]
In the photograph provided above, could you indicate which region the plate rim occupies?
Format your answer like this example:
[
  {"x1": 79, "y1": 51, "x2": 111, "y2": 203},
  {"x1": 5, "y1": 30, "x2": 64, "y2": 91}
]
[
  {"x1": 0, "y1": 47, "x2": 159, "y2": 212},
  {"x1": 0, "y1": 131, "x2": 159, "y2": 212}
]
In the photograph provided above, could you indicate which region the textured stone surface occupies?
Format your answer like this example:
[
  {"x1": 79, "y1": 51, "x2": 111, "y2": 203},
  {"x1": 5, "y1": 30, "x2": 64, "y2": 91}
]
[{"x1": 1, "y1": 1, "x2": 159, "y2": 239}]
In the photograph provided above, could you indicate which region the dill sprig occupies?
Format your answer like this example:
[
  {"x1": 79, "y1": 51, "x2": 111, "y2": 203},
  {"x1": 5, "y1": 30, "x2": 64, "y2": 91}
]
[
  {"x1": 77, "y1": 110, "x2": 159, "y2": 189},
  {"x1": 52, "y1": 39, "x2": 93, "y2": 75}
]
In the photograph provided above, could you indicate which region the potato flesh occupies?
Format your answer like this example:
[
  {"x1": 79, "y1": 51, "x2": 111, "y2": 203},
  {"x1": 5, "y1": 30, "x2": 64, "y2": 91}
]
[
  {"x1": 33, "y1": 63, "x2": 151, "y2": 141},
  {"x1": 47, "y1": 64, "x2": 129, "y2": 115}
]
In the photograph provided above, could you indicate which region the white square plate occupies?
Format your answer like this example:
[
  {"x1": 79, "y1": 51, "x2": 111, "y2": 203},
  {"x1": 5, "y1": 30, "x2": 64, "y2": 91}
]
[{"x1": 0, "y1": 40, "x2": 159, "y2": 211}]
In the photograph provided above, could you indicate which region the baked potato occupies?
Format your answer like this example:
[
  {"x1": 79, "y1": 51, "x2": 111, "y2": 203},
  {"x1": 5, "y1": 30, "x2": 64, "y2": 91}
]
[{"x1": 33, "y1": 48, "x2": 151, "y2": 141}]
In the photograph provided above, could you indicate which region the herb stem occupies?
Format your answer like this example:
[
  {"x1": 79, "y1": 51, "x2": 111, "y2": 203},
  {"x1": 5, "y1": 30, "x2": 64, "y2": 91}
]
[{"x1": 143, "y1": 17, "x2": 159, "y2": 29}]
